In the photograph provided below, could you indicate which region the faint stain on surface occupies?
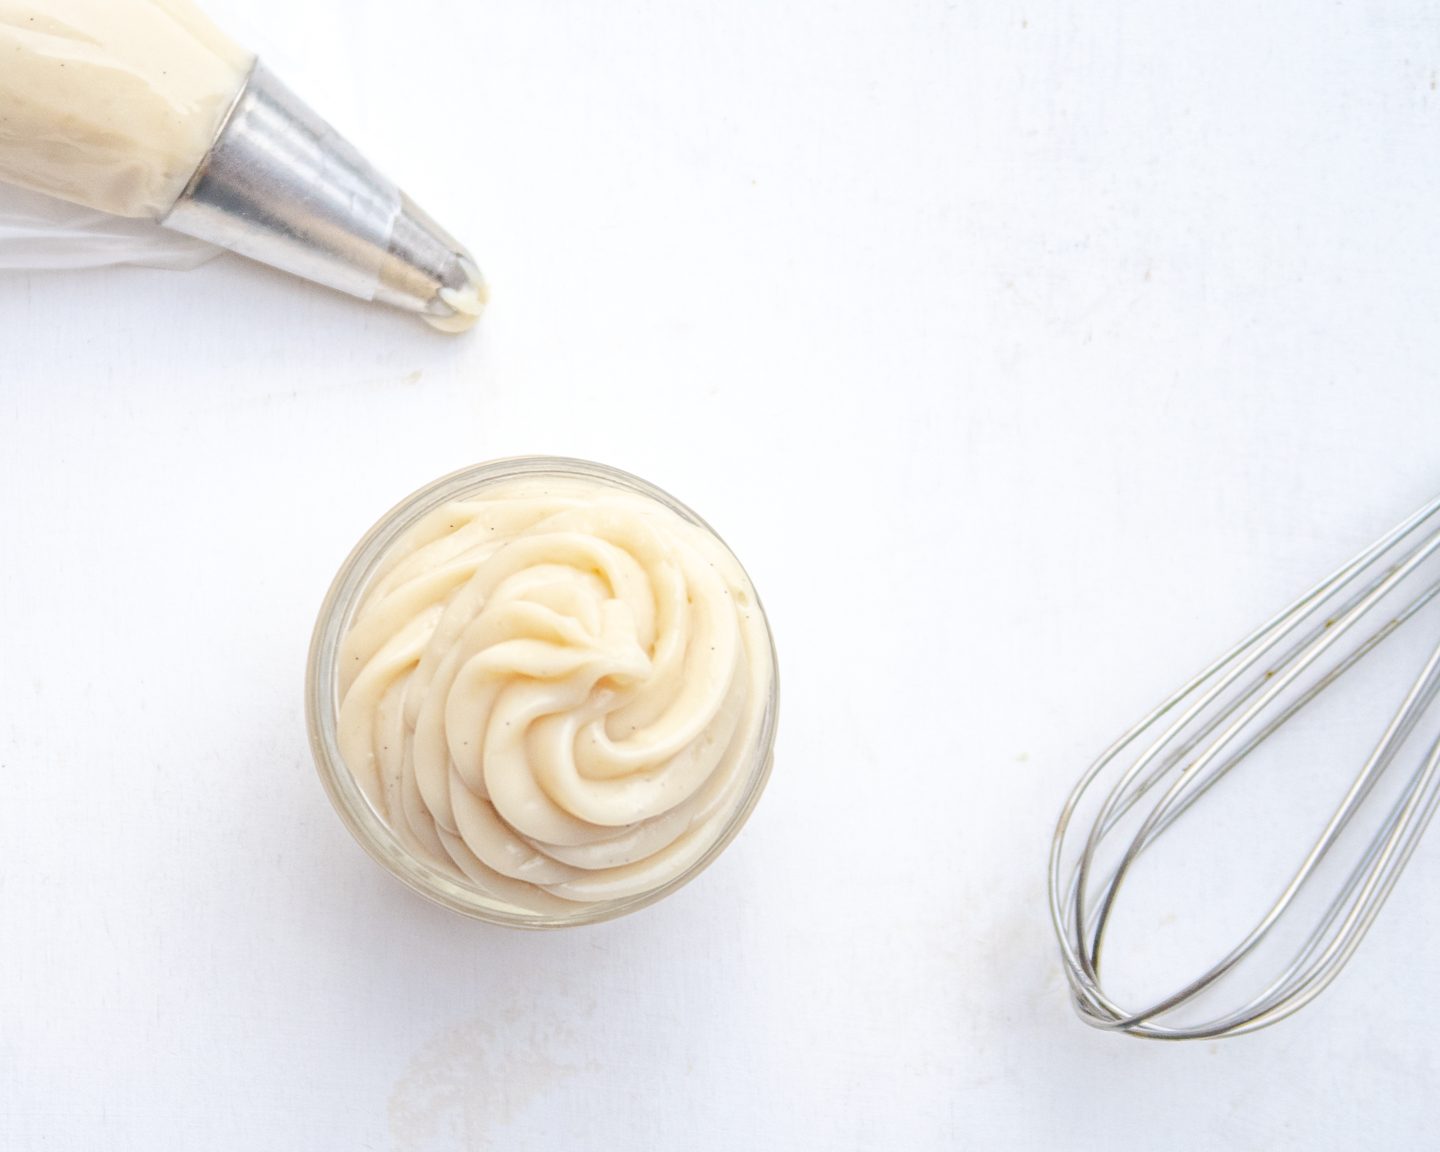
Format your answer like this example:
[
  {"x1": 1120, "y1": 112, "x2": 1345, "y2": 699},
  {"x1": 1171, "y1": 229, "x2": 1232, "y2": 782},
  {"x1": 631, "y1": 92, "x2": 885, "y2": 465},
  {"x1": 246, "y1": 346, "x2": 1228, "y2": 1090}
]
[{"x1": 388, "y1": 999, "x2": 597, "y2": 1152}]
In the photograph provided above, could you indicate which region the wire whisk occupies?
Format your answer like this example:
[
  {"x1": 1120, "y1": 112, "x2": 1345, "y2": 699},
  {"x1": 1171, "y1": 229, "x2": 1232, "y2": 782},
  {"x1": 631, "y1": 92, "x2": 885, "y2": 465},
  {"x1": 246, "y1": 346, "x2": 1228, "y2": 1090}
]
[{"x1": 1050, "y1": 494, "x2": 1440, "y2": 1040}]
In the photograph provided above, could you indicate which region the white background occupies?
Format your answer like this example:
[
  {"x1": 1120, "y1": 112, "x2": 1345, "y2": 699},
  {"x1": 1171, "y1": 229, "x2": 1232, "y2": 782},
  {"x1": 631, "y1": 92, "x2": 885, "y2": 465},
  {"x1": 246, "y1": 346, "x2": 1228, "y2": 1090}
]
[{"x1": 3, "y1": 1, "x2": 1440, "y2": 1148}]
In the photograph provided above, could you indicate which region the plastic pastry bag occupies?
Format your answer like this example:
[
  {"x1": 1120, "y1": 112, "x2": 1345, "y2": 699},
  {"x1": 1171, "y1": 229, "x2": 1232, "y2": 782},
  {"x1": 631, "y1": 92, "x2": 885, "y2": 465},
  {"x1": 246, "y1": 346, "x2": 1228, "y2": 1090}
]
[{"x1": 0, "y1": 181, "x2": 219, "y2": 272}]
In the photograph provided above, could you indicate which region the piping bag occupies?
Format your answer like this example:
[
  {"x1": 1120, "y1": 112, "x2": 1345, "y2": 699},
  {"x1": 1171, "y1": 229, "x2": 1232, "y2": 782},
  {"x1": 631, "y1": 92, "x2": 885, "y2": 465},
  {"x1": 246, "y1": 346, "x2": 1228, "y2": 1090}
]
[{"x1": 0, "y1": 1, "x2": 485, "y2": 333}]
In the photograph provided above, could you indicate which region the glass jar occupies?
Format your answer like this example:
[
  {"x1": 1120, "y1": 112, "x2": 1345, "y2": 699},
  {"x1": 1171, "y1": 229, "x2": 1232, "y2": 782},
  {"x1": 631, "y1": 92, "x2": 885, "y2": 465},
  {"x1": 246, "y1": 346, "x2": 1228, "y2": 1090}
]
[{"x1": 306, "y1": 457, "x2": 779, "y2": 927}]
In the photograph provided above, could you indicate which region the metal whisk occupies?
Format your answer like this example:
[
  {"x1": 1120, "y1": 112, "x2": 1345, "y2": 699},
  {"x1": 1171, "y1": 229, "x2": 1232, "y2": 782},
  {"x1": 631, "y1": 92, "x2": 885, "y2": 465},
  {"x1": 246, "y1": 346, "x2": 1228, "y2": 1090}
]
[{"x1": 1049, "y1": 494, "x2": 1440, "y2": 1040}]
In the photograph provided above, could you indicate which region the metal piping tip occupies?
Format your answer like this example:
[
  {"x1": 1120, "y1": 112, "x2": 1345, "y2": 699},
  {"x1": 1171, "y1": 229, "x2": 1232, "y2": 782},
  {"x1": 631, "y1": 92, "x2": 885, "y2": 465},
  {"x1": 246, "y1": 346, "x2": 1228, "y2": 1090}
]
[{"x1": 162, "y1": 62, "x2": 483, "y2": 333}]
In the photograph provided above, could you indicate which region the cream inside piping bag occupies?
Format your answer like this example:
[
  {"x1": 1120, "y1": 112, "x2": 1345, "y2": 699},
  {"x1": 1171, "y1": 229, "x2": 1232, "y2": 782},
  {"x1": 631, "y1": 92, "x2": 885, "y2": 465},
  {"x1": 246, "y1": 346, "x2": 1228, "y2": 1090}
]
[{"x1": 0, "y1": 0, "x2": 484, "y2": 331}]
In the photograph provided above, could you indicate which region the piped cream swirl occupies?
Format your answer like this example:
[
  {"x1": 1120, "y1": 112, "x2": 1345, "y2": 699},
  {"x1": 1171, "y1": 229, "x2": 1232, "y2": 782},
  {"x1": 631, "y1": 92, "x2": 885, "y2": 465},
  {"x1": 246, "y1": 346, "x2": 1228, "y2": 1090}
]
[{"x1": 336, "y1": 474, "x2": 774, "y2": 913}]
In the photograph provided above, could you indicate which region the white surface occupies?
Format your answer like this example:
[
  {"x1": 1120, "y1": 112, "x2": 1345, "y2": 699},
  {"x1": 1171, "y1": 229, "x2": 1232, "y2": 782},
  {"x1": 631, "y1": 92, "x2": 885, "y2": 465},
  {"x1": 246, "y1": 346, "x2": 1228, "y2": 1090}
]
[{"x1": 3, "y1": 1, "x2": 1439, "y2": 1148}]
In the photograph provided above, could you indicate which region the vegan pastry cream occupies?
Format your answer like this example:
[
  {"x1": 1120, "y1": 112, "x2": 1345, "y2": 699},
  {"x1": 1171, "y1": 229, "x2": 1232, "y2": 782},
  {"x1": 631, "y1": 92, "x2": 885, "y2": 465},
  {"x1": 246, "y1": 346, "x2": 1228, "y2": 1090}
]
[
  {"x1": 311, "y1": 461, "x2": 778, "y2": 923},
  {"x1": 0, "y1": 1, "x2": 252, "y2": 218}
]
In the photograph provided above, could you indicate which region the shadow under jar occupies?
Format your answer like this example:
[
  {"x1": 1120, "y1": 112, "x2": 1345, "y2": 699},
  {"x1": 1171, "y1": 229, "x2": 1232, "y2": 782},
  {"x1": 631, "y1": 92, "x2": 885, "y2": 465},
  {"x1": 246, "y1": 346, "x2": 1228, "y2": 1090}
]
[{"x1": 306, "y1": 457, "x2": 779, "y2": 927}]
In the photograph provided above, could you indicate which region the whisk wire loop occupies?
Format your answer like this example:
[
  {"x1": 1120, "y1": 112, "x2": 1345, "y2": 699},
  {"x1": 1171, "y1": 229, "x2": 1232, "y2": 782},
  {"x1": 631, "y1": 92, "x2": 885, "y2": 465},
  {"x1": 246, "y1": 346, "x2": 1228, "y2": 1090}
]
[{"x1": 1050, "y1": 494, "x2": 1440, "y2": 1039}]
